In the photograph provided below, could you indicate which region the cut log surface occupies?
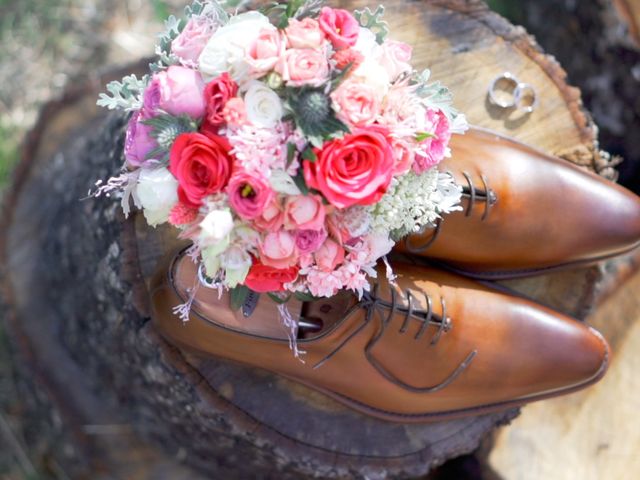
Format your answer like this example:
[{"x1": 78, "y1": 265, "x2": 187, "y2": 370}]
[{"x1": 0, "y1": 1, "x2": 620, "y2": 478}]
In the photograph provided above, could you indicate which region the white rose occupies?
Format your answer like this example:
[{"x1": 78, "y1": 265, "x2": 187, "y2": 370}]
[
  {"x1": 136, "y1": 167, "x2": 178, "y2": 227},
  {"x1": 354, "y1": 27, "x2": 381, "y2": 58},
  {"x1": 198, "y1": 12, "x2": 274, "y2": 81},
  {"x1": 220, "y1": 246, "x2": 252, "y2": 288},
  {"x1": 352, "y1": 59, "x2": 390, "y2": 95},
  {"x1": 199, "y1": 209, "x2": 234, "y2": 244},
  {"x1": 243, "y1": 80, "x2": 283, "y2": 128}
]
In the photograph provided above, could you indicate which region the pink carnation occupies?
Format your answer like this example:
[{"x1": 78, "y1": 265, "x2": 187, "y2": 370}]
[
  {"x1": 169, "y1": 202, "x2": 199, "y2": 226},
  {"x1": 222, "y1": 98, "x2": 247, "y2": 127},
  {"x1": 413, "y1": 109, "x2": 451, "y2": 173},
  {"x1": 305, "y1": 268, "x2": 343, "y2": 298},
  {"x1": 227, "y1": 171, "x2": 274, "y2": 220}
]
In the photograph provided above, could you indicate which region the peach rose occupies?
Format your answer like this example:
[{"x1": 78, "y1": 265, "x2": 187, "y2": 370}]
[
  {"x1": 253, "y1": 198, "x2": 285, "y2": 232},
  {"x1": 259, "y1": 230, "x2": 299, "y2": 269},
  {"x1": 246, "y1": 28, "x2": 284, "y2": 76},
  {"x1": 331, "y1": 79, "x2": 381, "y2": 126},
  {"x1": 284, "y1": 18, "x2": 325, "y2": 49},
  {"x1": 284, "y1": 194, "x2": 326, "y2": 231},
  {"x1": 314, "y1": 238, "x2": 345, "y2": 272},
  {"x1": 275, "y1": 48, "x2": 330, "y2": 87}
]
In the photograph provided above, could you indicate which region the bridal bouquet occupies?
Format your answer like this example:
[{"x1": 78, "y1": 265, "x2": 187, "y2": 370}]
[{"x1": 96, "y1": 0, "x2": 466, "y2": 308}]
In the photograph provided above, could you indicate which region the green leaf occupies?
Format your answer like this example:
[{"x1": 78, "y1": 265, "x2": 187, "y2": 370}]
[
  {"x1": 267, "y1": 292, "x2": 292, "y2": 304},
  {"x1": 330, "y1": 62, "x2": 354, "y2": 90},
  {"x1": 286, "y1": 142, "x2": 297, "y2": 168},
  {"x1": 415, "y1": 131, "x2": 436, "y2": 142},
  {"x1": 230, "y1": 285, "x2": 251, "y2": 311},
  {"x1": 97, "y1": 74, "x2": 149, "y2": 112},
  {"x1": 292, "y1": 171, "x2": 310, "y2": 196},
  {"x1": 142, "y1": 114, "x2": 198, "y2": 151},
  {"x1": 301, "y1": 148, "x2": 317, "y2": 163},
  {"x1": 294, "y1": 291, "x2": 323, "y2": 302},
  {"x1": 354, "y1": 6, "x2": 389, "y2": 44}
]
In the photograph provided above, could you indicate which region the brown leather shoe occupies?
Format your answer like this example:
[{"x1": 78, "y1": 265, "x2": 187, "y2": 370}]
[
  {"x1": 150, "y1": 248, "x2": 609, "y2": 423},
  {"x1": 395, "y1": 127, "x2": 640, "y2": 279}
]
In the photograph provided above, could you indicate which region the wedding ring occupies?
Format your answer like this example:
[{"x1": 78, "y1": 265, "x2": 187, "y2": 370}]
[
  {"x1": 515, "y1": 82, "x2": 538, "y2": 113},
  {"x1": 488, "y1": 72, "x2": 519, "y2": 109}
]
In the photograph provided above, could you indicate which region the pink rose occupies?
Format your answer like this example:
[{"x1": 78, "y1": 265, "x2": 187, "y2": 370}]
[
  {"x1": 379, "y1": 40, "x2": 413, "y2": 81},
  {"x1": 284, "y1": 194, "x2": 326, "y2": 231},
  {"x1": 284, "y1": 18, "x2": 325, "y2": 49},
  {"x1": 253, "y1": 198, "x2": 285, "y2": 232},
  {"x1": 203, "y1": 72, "x2": 239, "y2": 129},
  {"x1": 246, "y1": 28, "x2": 284, "y2": 76},
  {"x1": 275, "y1": 48, "x2": 330, "y2": 87},
  {"x1": 304, "y1": 126, "x2": 395, "y2": 209},
  {"x1": 331, "y1": 79, "x2": 381, "y2": 126},
  {"x1": 227, "y1": 171, "x2": 274, "y2": 220},
  {"x1": 318, "y1": 7, "x2": 359, "y2": 49},
  {"x1": 413, "y1": 109, "x2": 451, "y2": 173},
  {"x1": 222, "y1": 97, "x2": 247, "y2": 127},
  {"x1": 124, "y1": 110, "x2": 158, "y2": 167},
  {"x1": 314, "y1": 238, "x2": 345, "y2": 272},
  {"x1": 171, "y1": 17, "x2": 215, "y2": 64},
  {"x1": 144, "y1": 66, "x2": 206, "y2": 119},
  {"x1": 260, "y1": 230, "x2": 299, "y2": 269},
  {"x1": 295, "y1": 229, "x2": 328, "y2": 254}
]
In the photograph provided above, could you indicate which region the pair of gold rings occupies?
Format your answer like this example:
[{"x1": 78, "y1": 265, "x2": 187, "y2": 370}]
[{"x1": 488, "y1": 72, "x2": 538, "y2": 113}]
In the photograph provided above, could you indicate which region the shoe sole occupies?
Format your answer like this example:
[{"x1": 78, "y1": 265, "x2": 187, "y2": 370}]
[
  {"x1": 280, "y1": 326, "x2": 610, "y2": 423},
  {"x1": 421, "y1": 242, "x2": 640, "y2": 281}
]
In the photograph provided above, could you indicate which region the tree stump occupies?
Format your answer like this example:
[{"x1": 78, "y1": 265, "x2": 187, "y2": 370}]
[{"x1": 0, "y1": 1, "x2": 620, "y2": 478}]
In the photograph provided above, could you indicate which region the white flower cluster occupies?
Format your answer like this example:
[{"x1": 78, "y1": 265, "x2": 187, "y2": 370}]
[{"x1": 368, "y1": 170, "x2": 462, "y2": 238}]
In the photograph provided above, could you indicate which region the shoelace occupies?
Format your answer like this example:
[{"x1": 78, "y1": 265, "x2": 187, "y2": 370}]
[
  {"x1": 312, "y1": 284, "x2": 477, "y2": 393},
  {"x1": 405, "y1": 170, "x2": 498, "y2": 253}
]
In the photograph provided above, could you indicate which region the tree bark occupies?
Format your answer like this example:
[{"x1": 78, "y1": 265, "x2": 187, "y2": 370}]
[{"x1": 0, "y1": 1, "x2": 620, "y2": 478}]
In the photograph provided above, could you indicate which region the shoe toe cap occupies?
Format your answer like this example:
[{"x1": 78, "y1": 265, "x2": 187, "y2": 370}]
[{"x1": 503, "y1": 304, "x2": 610, "y2": 399}]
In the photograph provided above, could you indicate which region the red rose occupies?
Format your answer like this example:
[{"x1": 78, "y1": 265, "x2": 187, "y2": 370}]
[
  {"x1": 244, "y1": 260, "x2": 299, "y2": 293},
  {"x1": 303, "y1": 127, "x2": 395, "y2": 209},
  {"x1": 169, "y1": 131, "x2": 233, "y2": 207},
  {"x1": 203, "y1": 72, "x2": 238, "y2": 129}
]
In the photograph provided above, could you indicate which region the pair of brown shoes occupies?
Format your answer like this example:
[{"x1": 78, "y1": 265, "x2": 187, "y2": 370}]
[{"x1": 151, "y1": 127, "x2": 640, "y2": 423}]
